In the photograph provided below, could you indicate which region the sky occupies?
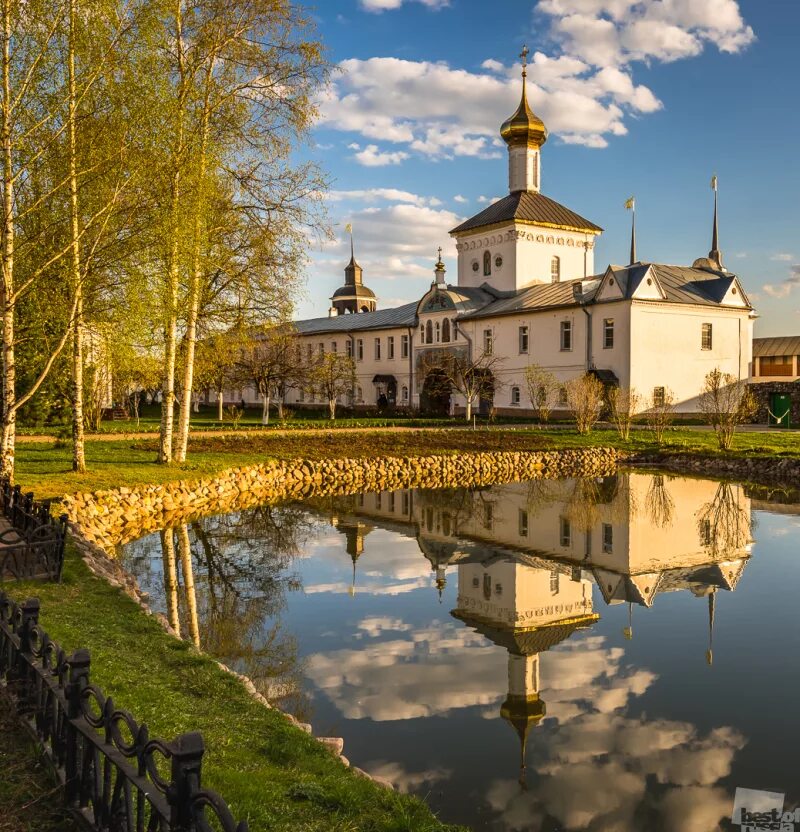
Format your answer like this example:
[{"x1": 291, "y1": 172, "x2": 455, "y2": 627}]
[{"x1": 296, "y1": 0, "x2": 800, "y2": 336}]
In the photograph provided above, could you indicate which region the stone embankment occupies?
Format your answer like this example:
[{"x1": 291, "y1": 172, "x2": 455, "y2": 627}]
[
  {"x1": 62, "y1": 447, "x2": 618, "y2": 792},
  {"x1": 629, "y1": 452, "x2": 800, "y2": 485}
]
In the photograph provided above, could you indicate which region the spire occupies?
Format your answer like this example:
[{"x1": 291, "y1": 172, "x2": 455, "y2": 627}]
[
  {"x1": 625, "y1": 197, "x2": 636, "y2": 265},
  {"x1": 708, "y1": 175, "x2": 723, "y2": 270},
  {"x1": 623, "y1": 602, "x2": 633, "y2": 640},
  {"x1": 706, "y1": 591, "x2": 716, "y2": 666}
]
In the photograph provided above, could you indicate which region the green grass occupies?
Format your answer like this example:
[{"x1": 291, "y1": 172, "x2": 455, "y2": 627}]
[
  {"x1": 14, "y1": 425, "x2": 800, "y2": 502},
  {"x1": 3, "y1": 552, "x2": 466, "y2": 832},
  {"x1": 0, "y1": 702, "x2": 77, "y2": 832}
]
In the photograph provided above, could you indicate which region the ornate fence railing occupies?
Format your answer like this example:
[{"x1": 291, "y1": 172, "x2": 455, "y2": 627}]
[
  {"x1": 0, "y1": 592, "x2": 248, "y2": 832},
  {"x1": 0, "y1": 481, "x2": 67, "y2": 582}
]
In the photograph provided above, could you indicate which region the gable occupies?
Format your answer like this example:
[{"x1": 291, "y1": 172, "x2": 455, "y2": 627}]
[
  {"x1": 595, "y1": 267, "x2": 625, "y2": 301},
  {"x1": 630, "y1": 266, "x2": 666, "y2": 300}
]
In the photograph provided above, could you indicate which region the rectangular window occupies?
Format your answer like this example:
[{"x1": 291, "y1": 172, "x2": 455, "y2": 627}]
[
  {"x1": 357, "y1": 339, "x2": 364, "y2": 361},
  {"x1": 483, "y1": 329, "x2": 493, "y2": 355},
  {"x1": 760, "y1": 355, "x2": 794, "y2": 376},
  {"x1": 331, "y1": 341, "x2": 337, "y2": 353},
  {"x1": 603, "y1": 318, "x2": 614, "y2": 349},
  {"x1": 375, "y1": 493, "x2": 382, "y2": 510},
  {"x1": 318, "y1": 343, "x2": 324, "y2": 356},
  {"x1": 388, "y1": 336, "x2": 395, "y2": 359},
  {"x1": 511, "y1": 386, "x2": 521, "y2": 405},
  {"x1": 559, "y1": 517, "x2": 571, "y2": 547},
  {"x1": 558, "y1": 386, "x2": 568, "y2": 406},
  {"x1": 602, "y1": 523, "x2": 613, "y2": 553},
  {"x1": 306, "y1": 344, "x2": 313, "y2": 361},
  {"x1": 483, "y1": 503, "x2": 494, "y2": 531},
  {"x1": 519, "y1": 325, "x2": 529, "y2": 354},
  {"x1": 518, "y1": 509, "x2": 529, "y2": 538},
  {"x1": 299, "y1": 388, "x2": 305, "y2": 403},
  {"x1": 374, "y1": 338, "x2": 381, "y2": 360},
  {"x1": 560, "y1": 320, "x2": 572, "y2": 351},
  {"x1": 389, "y1": 492, "x2": 395, "y2": 513},
  {"x1": 653, "y1": 386, "x2": 665, "y2": 408},
  {"x1": 550, "y1": 570, "x2": 559, "y2": 594},
  {"x1": 401, "y1": 334, "x2": 409, "y2": 358},
  {"x1": 346, "y1": 340, "x2": 353, "y2": 358},
  {"x1": 701, "y1": 322, "x2": 713, "y2": 350}
]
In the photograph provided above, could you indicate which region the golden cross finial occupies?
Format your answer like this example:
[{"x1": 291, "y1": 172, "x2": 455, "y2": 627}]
[
  {"x1": 520, "y1": 44, "x2": 529, "y2": 77},
  {"x1": 437, "y1": 246, "x2": 442, "y2": 261}
]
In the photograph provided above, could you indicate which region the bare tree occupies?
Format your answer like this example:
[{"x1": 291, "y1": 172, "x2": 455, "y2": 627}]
[
  {"x1": 310, "y1": 352, "x2": 355, "y2": 420},
  {"x1": 421, "y1": 348, "x2": 503, "y2": 421},
  {"x1": 698, "y1": 368, "x2": 757, "y2": 451},
  {"x1": 646, "y1": 387, "x2": 676, "y2": 444},
  {"x1": 524, "y1": 364, "x2": 559, "y2": 423},
  {"x1": 236, "y1": 326, "x2": 302, "y2": 425},
  {"x1": 194, "y1": 331, "x2": 242, "y2": 421},
  {"x1": 565, "y1": 373, "x2": 604, "y2": 434},
  {"x1": 608, "y1": 386, "x2": 642, "y2": 440}
]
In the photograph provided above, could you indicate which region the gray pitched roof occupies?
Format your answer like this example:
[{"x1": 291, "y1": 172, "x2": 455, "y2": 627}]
[
  {"x1": 753, "y1": 335, "x2": 800, "y2": 357},
  {"x1": 450, "y1": 191, "x2": 602, "y2": 235},
  {"x1": 293, "y1": 301, "x2": 418, "y2": 336},
  {"x1": 462, "y1": 276, "x2": 599, "y2": 319}
]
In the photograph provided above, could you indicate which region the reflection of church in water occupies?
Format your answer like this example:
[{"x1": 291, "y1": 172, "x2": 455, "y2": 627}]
[{"x1": 326, "y1": 472, "x2": 752, "y2": 777}]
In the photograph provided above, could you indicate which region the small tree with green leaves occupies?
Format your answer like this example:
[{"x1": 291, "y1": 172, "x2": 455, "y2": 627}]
[
  {"x1": 565, "y1": 373, "x2": 604, "y2": 434},
  {"x1": 646, "y1": 387, "x2": 676, "y2": 444},
  {"x1": 524, "y1": 364, "x2": 559, "y2": 423},
  {"x1": 608, "y1": 386, "x2": 642, "y2": 440},
  {"x1": 698, "y1": 368, "x2": 757, "y2": 450}
]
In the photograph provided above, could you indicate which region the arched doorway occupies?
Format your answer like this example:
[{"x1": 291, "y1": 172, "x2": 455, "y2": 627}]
[{"x1": 420, "y1": 369, "x2": 451, "y2": 416}]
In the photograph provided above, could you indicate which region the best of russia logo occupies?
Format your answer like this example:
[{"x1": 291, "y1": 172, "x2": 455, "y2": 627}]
[{"x1": 732, "y1": 788, "x2": 800, "y2": 831}]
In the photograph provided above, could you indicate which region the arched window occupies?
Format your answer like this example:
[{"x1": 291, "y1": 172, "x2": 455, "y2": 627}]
[
  {"x1": 426, "y1": 320, "x2": 433, "y2": 343},
  {"x1": 356, "y1": 386, "x2": 363, "y2": 402},
  {"x1": 511, "y1": 386, "x2": 521, "y2": 405},
  {"x1": 435, "y1": 321, "x2": 440, "y2": 342},
  {"x1": 483, "y1": 250, "x2": 492, "y2": 276},
  {"x1": 452, "y1": 320, "x2": 457, "y2": 340},
  {"x1": 401, "y1": 385, "x2": 409, "y2": 402},
  {"x1": 551, "y1": 256, "x2": 561, "y2": 283},
  {"x1": 442, "y1": 318, "x2": 451, "y2": 342},
  {"x1": 420, "y1": 323, "x2": 425, "y2": 344}
]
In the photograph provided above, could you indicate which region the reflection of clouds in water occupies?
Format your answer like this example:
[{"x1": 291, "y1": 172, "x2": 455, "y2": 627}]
[
  {"x1": 306, "y1": 621, "x2": 505, "y2": 721},
  {"x1": 361, "y1": 760, "x2": 451, "y2": 794},
  {"x1": 303, "y1": 577, "x2": 432, "y2": 596},
  {"x1": 357, "y1": 616, "x2": 412, "y2": 636},
  {"x1": 486, "y1": 634, "x2": 744, "y2": 831}
]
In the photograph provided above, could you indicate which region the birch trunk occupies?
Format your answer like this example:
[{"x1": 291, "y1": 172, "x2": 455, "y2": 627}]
[
  {"x1": 68, "y1": 0, "x2": 85, "y2": 473},
  {"x1": 0, "y1": 1, "x2": 16, "y2": 480},
  {"x1": 328, "y1": 398, "x2": 336, "y2": 420},
  {"x1": 158, "y1": 0, "x2": 187, "y2": 464},
  {"x1": 464, "y1": 398, "x2": 472, "y2": 421},
  {"x1": 175, "y1": 73, "x2": 211, "y2": 463},
  {"x1": 177, "y1": 524, "x2": 200, "y2": 648},
  {"x1": 160, "y1": 529, "x2": 181, "y2": 637},
  {"x1": 217, "y1": 389, "x2": 223, "y2": 421}
]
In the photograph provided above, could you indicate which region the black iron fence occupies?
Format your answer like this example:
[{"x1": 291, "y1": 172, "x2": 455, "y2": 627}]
[
  {"x1": 0, "y1": 592, "x2": 248, "y2": 831},
  {"x1": 0, "y1": 481, "x2": 67, "y2": 582}
]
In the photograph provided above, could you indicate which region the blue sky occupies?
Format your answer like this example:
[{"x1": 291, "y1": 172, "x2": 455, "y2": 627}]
[{"x1": 297, "y1": 0, "x2": 799, "y2": 336}]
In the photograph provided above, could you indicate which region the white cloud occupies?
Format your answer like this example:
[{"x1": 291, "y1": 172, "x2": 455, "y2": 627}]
[
  {"x1": 351, "y1": 143, "x2": 410, "y2": 167},
  {"x1": 327, "y1": 188, "x2": 438, "y2": 207},
  {"x1": 453, "y1": 194, "x2": 468, "y2": 204},
  {"x1": 359, "y1": 0, "x2": 449, "y2": 11},
  {"x1": 763, "y1": 265, "x2": 800, "y2": 299},
  {"x1": 318, "y1": 1, "x2": 753, "y2": 159},
  {"x1": 770, "y1": 253, "x2": 794, "y2": 262}
]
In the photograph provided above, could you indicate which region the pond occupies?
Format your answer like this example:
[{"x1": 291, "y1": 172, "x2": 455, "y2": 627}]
[{"x1": 119, "y1": 471, "x2": 800, "y2": 831}]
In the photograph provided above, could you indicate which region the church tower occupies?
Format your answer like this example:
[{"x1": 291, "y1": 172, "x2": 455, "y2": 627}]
[
  {"x1": 330, "y1": 237, "x2": 377, "y2": 315},
  {"x1": 501, "y1": 46, "x2": 547, "y2": 194},
  {"x1": 449, "y1": 49, "x2": 602, "y2": 292}
]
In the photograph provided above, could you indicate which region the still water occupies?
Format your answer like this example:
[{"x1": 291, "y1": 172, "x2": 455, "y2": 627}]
[{"x1": 119, "y1": 471, "x2": 800, "y2": 831}]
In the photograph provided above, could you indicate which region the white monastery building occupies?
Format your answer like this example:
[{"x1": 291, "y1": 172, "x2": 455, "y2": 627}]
[{"x1": 286, "y1": 54, "x2": 755, "y2": 416}]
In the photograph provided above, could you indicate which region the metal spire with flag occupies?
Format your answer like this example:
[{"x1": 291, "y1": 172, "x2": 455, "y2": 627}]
[
  {"x1": 625, "y1": 196, "x2": 636, "y2": 264},
  {"x1": 345, "y1": 222, "x2": 354, "y2": 260}
]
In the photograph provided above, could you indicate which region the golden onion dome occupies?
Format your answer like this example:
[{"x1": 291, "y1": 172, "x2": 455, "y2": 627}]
[{"x1": 501, "y1": 60, "x2": 547, "y2": 149}]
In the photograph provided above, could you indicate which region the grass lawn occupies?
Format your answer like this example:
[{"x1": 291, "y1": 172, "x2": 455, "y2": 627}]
[
  {"x1": 2, "y1": 552, "x2": 467, "y2": 832},
  {"x1": 13, "y1": 425, "x2": 800, "y2": 501}
]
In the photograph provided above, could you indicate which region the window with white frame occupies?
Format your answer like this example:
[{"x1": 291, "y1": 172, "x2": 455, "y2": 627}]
[
  {"x1": 401, "y1": 334, "x2": 409, "y2": 358},
  {"x1": 435, "y1": 321, "x2": 440, "y2": 342},
  {"x1": 419, "y1": 324, "x2": 425, "y2": 344},
  {"x1": 701, "y1": 322, "x2": 713, "y2": 350},
  {"x1": 558, "y1": 386, "x2": 568, "y2": 406},
  {"x1": 519, "y1": 325, "x2": 529, "y2": 354},
  {"x1": 318, "y1": 343, "x2": 324, "y2": 356},
  {"x1": 551, "y1": 256, "x2": 561, "y2": 283},
  {"x1": 356, "y1": 339, "x2": 363, "y2": 361},
  {"x1": 346, "y1": 340, "x2": 353, "y2": 358},
  {"x1": 483, "y1": 328, "x2": 493, "y2": 355},
  {"x1": 483, "y1": 502, "x2": 494, "y2": 530},
  {"x1": 374, "y1": 337, "x2": 381, "y2": 360},
  {"x1": 442, "y1": 319, "x2": 451, "y2": 342},
  {"x1": 602, "y1": 523, "x2": 613, "y2": 553},
  {"x1": 519, "y1": 509, "x2": 528, "y2": 537},
  {"x1": 388, "y1": 336, "x2": 395, "y2": 359},
  {"x1": 559, "y1": 516, "x2": 571, "y2": 547},
  {"x1": 511, "y1": 386, "x2": 521, "y2": 405},
  {"x1": 306, "y1": 344, "x2": 313, "y2": 361},
  {"x1": 560, "y1": 320, "x2": 572, "y2": 351},
  {"x1": 484, "y1": 250, "x2": 492, "y2": 276},
  {"x1": 452, "y1": 320, "x2": 458, "y2": 340},
  {"x1": 603, "y1": 319, "x2": 614, "y2": 349}
]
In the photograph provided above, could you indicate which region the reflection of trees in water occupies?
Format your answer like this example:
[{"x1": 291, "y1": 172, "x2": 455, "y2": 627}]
[
  {"x1": 156, "y1": 504, "x2": 316, "y2": 722},
  {"x1": 697, "y1": 482, "x2": 753, "y2": 557},
  {"x1": 564, "y1": 476, "x2": 632, "y2": 532},
  {"x1": 645, "y1": 474, "x2": 675, "y2": 528}
]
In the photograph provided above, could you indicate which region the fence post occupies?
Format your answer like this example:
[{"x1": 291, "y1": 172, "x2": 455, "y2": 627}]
[
  {"x1": 12, "y1": 598, "x2": 39, "y2": 707},
  {"x1": 169, "y1": 731, "x2": 205, "y2": 831},
  {"x1": 65, "y1": 649, "x2": 91, "y2": 805}
]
